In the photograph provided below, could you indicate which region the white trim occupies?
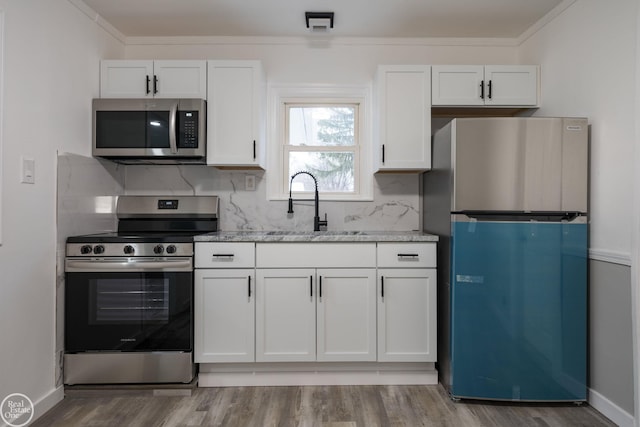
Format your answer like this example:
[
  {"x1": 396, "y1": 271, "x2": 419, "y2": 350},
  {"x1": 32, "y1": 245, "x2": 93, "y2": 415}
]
[
  {"x1": 589, "y1": 249, "x2": 633, "y2": 267},
  {"x1": 0, "y1": 10, "x2": 4, "y2": 246},
  {"x1": 124, "y1": 35, "x2": 519, "y2": 48},
  {"x1": 198, "y1": 363, "x2": 437, "y2": 387},
  {"x1": 588, "y1": 388, "x2": 634, "y2": 427},
  {"x1": 267, "y1": 84, "x2": 373, "y2": 202},
  {"x1": 632, "y1": 1, "x2": 640, "y2": 424},
  {"x1": 517, "y1": 0, "x2": 577, "y2": 45},
  {"x1": 67, "y1": 0, "x2": 127, "y2": 44},
  {"x1": 2, "y1": 386, "x2": 65, "y2": 427}
]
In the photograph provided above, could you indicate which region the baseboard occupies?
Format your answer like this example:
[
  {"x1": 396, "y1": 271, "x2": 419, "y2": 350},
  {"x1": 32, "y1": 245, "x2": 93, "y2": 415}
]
[
  {"x1": 589, "y1": 388, "x2": 634, "y2": 427},
  {"x1": 199, "y1": 366, "x2": 438, "y2": 387},
  {"x1": 0, "y1": 386, "x2": 64, "y2": 427}
]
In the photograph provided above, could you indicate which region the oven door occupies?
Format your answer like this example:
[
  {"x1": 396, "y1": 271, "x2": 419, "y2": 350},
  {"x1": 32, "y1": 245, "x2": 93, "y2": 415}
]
[{"x1": 65, "y1": 257, "x2": 193, "y2": 352}]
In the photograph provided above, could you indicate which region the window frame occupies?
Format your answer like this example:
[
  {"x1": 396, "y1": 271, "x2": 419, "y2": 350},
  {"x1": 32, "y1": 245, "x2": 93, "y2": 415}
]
[
  {"x1": 267, "y1": 85, "x2": 373, "y2": 201},
  {"x1": 284, "y1": 102, "x2": 360, "y2": 197}
]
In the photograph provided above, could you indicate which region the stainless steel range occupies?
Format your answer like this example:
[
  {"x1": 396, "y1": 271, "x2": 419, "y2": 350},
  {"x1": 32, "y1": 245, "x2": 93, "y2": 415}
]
[{"x1": 64, "y1": 195, "x2": 218, "y2": 385}]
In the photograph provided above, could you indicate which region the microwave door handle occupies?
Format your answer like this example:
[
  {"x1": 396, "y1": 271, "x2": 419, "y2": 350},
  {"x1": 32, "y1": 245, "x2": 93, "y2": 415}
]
[{"x1": 169, "y1": 101, "x2": 178, "y2": 154}]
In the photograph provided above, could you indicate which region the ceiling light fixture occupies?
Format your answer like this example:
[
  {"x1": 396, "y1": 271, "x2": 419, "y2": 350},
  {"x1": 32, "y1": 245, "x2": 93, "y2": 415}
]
[{"x1": 305, "y1": 12, "x2": 334, "y2": 33}]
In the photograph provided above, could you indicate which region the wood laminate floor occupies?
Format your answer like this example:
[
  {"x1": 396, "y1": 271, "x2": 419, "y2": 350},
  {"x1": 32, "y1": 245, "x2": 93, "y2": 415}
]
[{"x1": 32, "y1": 385, "x2": 616, "y2": 427}]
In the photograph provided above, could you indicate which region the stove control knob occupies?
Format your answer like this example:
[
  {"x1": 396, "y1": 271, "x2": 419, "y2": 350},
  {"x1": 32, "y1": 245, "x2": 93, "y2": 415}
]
[
  {"x1": 123, "y1": 245, "x2": 135, "y2": 255},
  {"x1": 93, "y1": 245, "x2": 105, "y2": 255},
  {"x1": 80, "y1": 245, "x2": 93, "y2": 254},
  {"x1": 153, "y1": 245, "x2": 164, "y2": 255},
  {"x1": 166, "y1": 245, "x2": 177, "y2": 254}
]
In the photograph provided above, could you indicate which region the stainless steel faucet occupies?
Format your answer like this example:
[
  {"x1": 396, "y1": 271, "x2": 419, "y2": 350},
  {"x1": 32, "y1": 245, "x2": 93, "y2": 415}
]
[{"x1": 287, "y1": 171, "x2": 328, "y2": 232}]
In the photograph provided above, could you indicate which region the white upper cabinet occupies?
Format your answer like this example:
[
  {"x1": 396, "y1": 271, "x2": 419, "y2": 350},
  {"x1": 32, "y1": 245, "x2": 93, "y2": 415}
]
[
  {"x1": 207, "y1": 60, "x2": 266, "y2": 169},
  {"x1": 100, "y1": 60, "x2": 207, "y2": 99},
  {"x1": 432, "y1": 65, "x2": 539, "y2": 107},
  {"x1": 375, "y1": 65, "x2": 432, "y2": 173}
]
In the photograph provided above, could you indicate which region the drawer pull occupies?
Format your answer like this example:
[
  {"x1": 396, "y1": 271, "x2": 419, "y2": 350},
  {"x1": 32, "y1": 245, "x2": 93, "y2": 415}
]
[
  {"x1": 397, "y1": 253, "x2": 419, "y2": 258},
  {"x1": 212, "y1": 253, "x2": 235, "y2": 258}
]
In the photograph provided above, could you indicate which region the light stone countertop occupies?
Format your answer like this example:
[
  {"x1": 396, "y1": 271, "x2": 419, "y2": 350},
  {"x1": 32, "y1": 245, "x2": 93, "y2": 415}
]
[{"x1": 194, "y1": 230, "x2": 439, "y2": 243}]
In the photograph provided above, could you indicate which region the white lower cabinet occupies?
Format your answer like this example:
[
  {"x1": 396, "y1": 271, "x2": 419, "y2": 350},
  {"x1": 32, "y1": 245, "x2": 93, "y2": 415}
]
[
  {"x1": 195, "y1": 241, "x2": 437, "y2": 369},
  {"x1": 255, "y1": 243, "x2": 377, "y2": 362},
  {"x1": 377, "y1": 268, "x2": 437, "y2": 362},
  {"x1": 194, "y1": 269, "x2": 255, "y2": 363},
  {"x1": 194, "y1": 242, "x2": 256, "y2": 363},
  {"x1": 255, "y1": 269, "x2": 316, "y2": 362},
  {"x1": 316, "y1": 269, "x2": 377, "y2": 362},
  {"x1": 255, "y1": 268, "x2": 377, "y2": 363},
  {"x1": 376, "y1": 242, "x2": 437, "y2": 362}
]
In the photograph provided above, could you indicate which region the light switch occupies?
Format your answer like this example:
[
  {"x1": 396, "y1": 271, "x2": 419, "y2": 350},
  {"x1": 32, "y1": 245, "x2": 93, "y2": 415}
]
[{"x1": 21, "y1": 156, "x2": 35, "y2": 184}]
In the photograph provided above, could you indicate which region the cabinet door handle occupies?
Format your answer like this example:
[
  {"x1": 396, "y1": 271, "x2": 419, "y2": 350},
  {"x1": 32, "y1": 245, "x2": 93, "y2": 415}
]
[
  {"x1": 480, "y1": 80, "x2": 485, "y2": 99},
  {"x1": 381, "y1": 276, "x2": 385, "y2": 298},
  {"x1": 146, "y1": 75, "x2": 151, "y2": 95},
  {"x1": 310, "y1": 275, "x2": 313, "y2": 297},
  {"x1": 153, "y1": 75, "x2": 159, "y2": 94},
  {"x1": 488, "y1": 80, "x2": 492, "y2": 99},
  {"x1": 211, "y1": 253, "x2": 234, "y2": 258},
  {"x1": 397, "y1": 253, "x2": 419, "y2": 258},
  {"x1": 319, "y1": 276, "x2": 322, "y2": 298},
  {"x1": 253, "y1": 140, "x2": 256, "y2": 160},
  {"x1": 382, "y1": 144, "x2": 385, "y2": 163},
  {"x1": 248, "y1": 276, "x2": 252, "y2": 298}
]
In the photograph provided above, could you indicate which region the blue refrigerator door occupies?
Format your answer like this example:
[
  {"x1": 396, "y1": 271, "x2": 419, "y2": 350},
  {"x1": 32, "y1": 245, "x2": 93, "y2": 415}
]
[{"x1": 450, "y1": 219, "x2": 587, "y2": 401}]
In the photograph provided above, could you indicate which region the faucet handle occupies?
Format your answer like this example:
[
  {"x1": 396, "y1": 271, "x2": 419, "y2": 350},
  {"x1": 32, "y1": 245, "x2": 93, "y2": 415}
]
[{"x1": 319, "y1": 213, "x2": 328, "y2": 228}]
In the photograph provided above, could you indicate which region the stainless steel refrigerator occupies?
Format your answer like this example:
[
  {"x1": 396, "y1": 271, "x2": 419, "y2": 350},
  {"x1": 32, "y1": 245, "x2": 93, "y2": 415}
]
[{"x1": 423, "y1": 117, "x2": 588, "y2": 401}]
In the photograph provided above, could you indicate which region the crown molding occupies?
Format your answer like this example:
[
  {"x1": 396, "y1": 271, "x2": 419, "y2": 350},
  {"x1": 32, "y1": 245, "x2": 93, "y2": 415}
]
[
  {"x1": 517, "y1": 0, "x2": 577, "y2": 45},
  {"x1": 124, "y1": 35, "x2": 519, "y2": 47},
  {"x1": 68, "y1": 0, "x2": 126, "y2": 44}
]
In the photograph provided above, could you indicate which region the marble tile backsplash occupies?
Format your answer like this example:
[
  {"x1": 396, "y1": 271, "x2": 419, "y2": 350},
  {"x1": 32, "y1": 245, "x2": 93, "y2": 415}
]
[{"x1": 124, "y1": 165, "x2": 421, "y2": 232}]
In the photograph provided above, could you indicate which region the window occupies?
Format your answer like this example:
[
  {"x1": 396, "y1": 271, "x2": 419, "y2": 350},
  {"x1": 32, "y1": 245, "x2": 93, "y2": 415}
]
[
  {"x1": 268, "y1": 85, "x2": 372, "y2": 201},
  {"x1": 285, "y1": 104, "x2": 358, "y2": 194}
]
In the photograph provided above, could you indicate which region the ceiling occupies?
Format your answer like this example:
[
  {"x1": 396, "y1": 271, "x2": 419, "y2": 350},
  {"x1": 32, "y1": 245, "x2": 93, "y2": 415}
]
[{"x1": 79, "y1": 0, "x2": 568, "y2": 39}]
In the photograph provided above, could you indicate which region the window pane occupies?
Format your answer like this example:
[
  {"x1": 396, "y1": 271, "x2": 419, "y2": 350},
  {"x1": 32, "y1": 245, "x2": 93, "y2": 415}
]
[
  {"x1": 289, "y1": 151, "x2": 355, "y2": 192},
  {"x1": 288, "y1": 106, "x2": 355, "y2": 147}
]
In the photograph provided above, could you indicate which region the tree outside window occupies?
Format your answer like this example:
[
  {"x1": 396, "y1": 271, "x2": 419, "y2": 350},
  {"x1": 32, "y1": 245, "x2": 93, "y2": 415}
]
[{"x1": 285, "y1": 104, "x2": 359, "y2": 195}]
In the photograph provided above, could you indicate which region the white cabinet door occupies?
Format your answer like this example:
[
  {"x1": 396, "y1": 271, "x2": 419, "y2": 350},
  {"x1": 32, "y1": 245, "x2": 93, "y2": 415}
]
[
  {"x1": 207, "y1": 60, "x2": 265, "y2": 169},
  {"x1": 431, "y1": 65, "x2": 485, "y2": 106},
  {"x1": 316, "y1": 269, "x2": 376, "y2": 362},
  {"x1": 100, "y1": 60, "x2": 207, "y2": 99},
  {"x1": 484, "y1": 65, "x2": 538, "y2": 106},
  {"x1": 256, "y1": 269, "x2": 316, "y2": 362},
  {"x1": 431, "y1": 65, "x2": 538, "y2": 107},
  {"x1": 194, "y1": 269, "x2": 255, "y2": 363},
  {"x1": 153, "y1": 60, "x2": 207, "y2": 99},
  {"x1": 375, "y1": 65, "x2": 431, "y2": 172},
  {"x1": 100, "y1": 60, "x2": 154, "y2": 98},
  {"x1": 377, "y1": 268, "x2": 437, "y2": 362}
]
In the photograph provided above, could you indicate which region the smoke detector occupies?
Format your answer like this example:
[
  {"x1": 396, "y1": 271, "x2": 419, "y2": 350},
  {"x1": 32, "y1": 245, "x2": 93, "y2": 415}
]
[{"x1": 305, "y1": 12, "x2": 334, "y2": 33}]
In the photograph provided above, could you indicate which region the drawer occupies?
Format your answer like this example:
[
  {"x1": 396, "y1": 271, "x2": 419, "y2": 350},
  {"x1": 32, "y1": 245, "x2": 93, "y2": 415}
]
[
  {"x1": 377, "y1": 243, "x2": 436, "y2": 268},
  {"x1": 256, "y1": 243, "x2": 376, "y2": 268},
  {"x1": 195, "y1": 242, "x2": 255, "y2": 268}
]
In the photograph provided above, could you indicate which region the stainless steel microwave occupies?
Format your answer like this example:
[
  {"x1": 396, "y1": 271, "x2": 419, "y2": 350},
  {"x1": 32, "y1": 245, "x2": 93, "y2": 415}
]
[{"x1": 92, "y1": 98, "x2": 206, "y2": 164}]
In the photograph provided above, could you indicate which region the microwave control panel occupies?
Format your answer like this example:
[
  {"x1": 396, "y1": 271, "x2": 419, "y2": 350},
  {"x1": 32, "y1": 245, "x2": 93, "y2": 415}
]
[{"x1": 178, "y1": 111, "x2": 199, "y2": 148}]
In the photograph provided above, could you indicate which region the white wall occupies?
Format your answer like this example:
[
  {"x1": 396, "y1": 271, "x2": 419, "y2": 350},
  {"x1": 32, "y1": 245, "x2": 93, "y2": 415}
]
[
  {"x1": 519, "y1": 0, "x2": 636, "y2": 260},
  {"x1": 0, "y1": 0, "x2": 123, "y2": 419},
  {"x1": 519, "y1": 1, "x2": 637, "y2": 424},
  {"x1": 124, "y1": 39, "x2": 518, "y2": 84}
]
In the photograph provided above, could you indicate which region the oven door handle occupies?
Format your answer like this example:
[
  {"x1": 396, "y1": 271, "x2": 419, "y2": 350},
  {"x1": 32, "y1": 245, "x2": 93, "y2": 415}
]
[{"x1": 65, "y1": 257, "x2": 193, "y2": 272}]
